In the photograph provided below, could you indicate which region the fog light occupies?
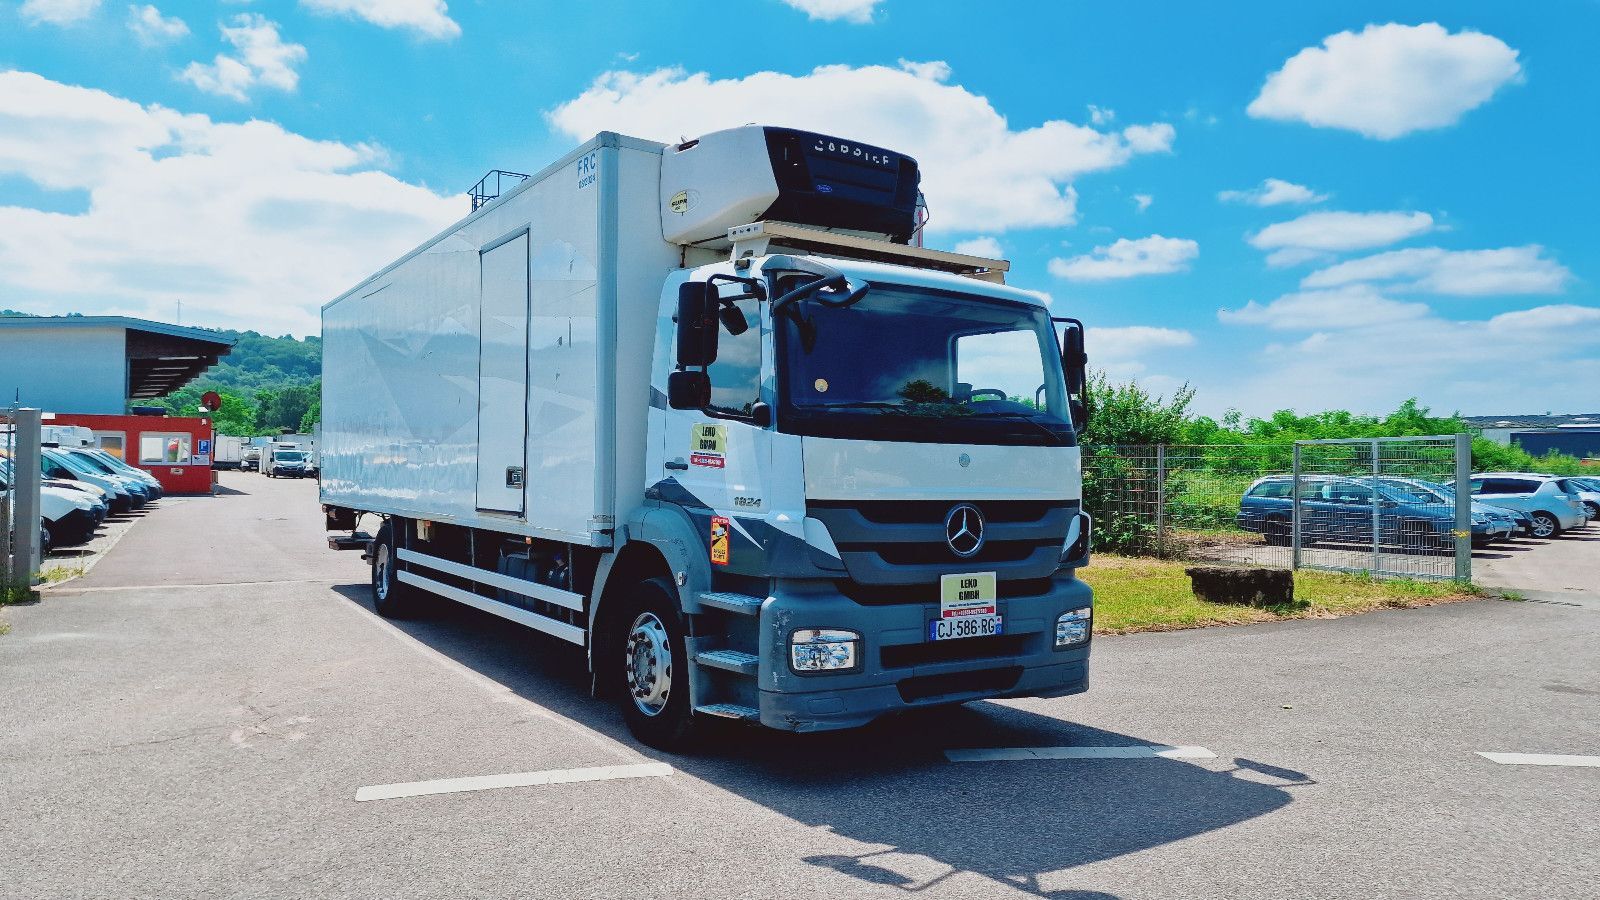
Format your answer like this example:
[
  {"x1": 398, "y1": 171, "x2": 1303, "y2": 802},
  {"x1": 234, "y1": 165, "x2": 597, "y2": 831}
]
[
  {"x1": 1055, "y1": 608, "x2": 1092, "y2": 648},
  {"x1": 790, "y1": 628, "x2": 861, "y2": 672}
]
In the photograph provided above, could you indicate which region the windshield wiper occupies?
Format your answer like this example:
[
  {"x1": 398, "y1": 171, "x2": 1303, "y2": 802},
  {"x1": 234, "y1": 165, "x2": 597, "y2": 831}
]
[
  {"x1": 798, "y1": 401, "x2": 908, "y2": 412},
  {"x1": 960, "y1": 410, "x2": 1062, "y2": 440}
]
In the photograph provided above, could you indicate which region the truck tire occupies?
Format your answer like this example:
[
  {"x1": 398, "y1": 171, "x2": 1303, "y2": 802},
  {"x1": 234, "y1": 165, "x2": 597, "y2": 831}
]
[
  {"x1": 1528, "y1": 512, "x2": 1559, "y2": 539},
  {"x1": 371, "y1": 521, "x2": 425, "y2": 618},
  {"x1": 616, "y1": 576, "x2": 702, "y2": 751}
]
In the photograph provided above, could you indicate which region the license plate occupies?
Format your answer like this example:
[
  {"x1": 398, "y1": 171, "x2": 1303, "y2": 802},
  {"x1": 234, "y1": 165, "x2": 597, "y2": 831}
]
[
  {"x1": 930, "y1": 613, "x2": 1003, "y2": 641},
  {"x1": 932, "y1": 572, "x2": 999, "y2": 641}
]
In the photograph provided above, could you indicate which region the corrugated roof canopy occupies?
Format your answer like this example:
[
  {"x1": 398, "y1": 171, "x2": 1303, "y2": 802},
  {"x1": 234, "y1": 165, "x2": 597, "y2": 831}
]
[{"x1": 0, "y1": 316, "x2": 234, "y2": 399}]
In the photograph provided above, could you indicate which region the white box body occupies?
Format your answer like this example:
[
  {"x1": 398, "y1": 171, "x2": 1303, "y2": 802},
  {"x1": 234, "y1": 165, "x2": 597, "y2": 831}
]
[{"x1": 319, "y1": 134, "x2": 678, "y2": 546}]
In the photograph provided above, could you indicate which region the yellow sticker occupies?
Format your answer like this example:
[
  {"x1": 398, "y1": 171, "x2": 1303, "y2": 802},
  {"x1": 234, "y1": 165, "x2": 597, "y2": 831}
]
[
  {"x1": 814, "y1": 378, "x2": 829, "y2": 393},
  {"x1": 690, "y1": 423, "x2": 727, "y2": 468},
  {"x1": 669, "y1": 190, "x2": 690, "y2": 214},
  {"x1": 710, "y1": 516, "x2": 730, "y2": 566}
]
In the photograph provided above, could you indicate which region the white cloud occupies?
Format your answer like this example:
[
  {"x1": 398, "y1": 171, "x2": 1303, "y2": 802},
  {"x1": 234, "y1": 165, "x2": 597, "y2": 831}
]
[
  {"x1": 1218, "y1": 178, "x2": 1327, "y2": 207},
  {"x1": 181, "y1": 15, "x2": 307, "y2": 101},
  {"x1": 952, "y1": 236, "x2": 1002, "y2": 258},
  {"x1": 1300, "y1": 245, "x2": 1571, "y2": 295},
  {"x1": 1048, "y1": 235, "x2": 1198, "y2": 281},
  {"x1": 1087, "y1": 105, "x2": 1114, "y2": 126},
  {"x1": 1248, "y1": 210, "x2": 1434, "y2": 266},
  {"x1": 1487, "y1": 304, "x2": 1600, "y2": 332},
  {"x1": 0, "y1": 70, "x2": 462, "y2": 335},
  {"x1": 1247, "y1": 23, "x2": 1522, "y2": 140},
  {"x1": 1132, "y1": 193, "x2": 1153, "y2": 213},
  {"x1": 20, "y1": 0, "x2": 100, "y2": 25},
  {"x1": 777, "y1": 0, "x2": 880, "y2": 23},
  {"x1": 299, "y1": 0, "x2": 460, "y2": 40},
  {"x1": 1208, "y1": 305, "x2": 1600, "y2": 416},
  {"x1": 128, "y1": 4, "x2": 189, "y2": 44},
  {"x1": 1088, "y1": 325, "x2": 1196, "y2": 382},
  {"x1": 547, "y1": 61, "x2": 1175, "y2": 233},
  {"x1": 1217, "y1": 285, "x2": 1430, "y2": 330}
]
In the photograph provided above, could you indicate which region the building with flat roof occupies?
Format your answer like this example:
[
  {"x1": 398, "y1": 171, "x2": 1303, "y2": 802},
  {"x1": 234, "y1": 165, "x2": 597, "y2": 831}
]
[{"x1": 0, "y1": 316, "x2": 233, "y2": 414}]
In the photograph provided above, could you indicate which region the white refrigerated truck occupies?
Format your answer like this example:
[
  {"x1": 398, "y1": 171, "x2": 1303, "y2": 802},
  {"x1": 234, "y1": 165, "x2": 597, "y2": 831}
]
[{"x1": 320, "y1": 126, "x2": 1094, "y2": 748}]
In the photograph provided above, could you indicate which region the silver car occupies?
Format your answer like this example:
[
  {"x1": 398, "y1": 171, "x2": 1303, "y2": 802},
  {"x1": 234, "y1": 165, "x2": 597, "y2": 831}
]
[{"x1": 1465, "y1": 473, "x2": 1587, "y2": 538}]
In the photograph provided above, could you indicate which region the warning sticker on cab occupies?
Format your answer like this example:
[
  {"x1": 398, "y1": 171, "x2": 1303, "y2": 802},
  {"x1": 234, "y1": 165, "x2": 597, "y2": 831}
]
[
  {"x1": 939, "y1": 572, "x2": 997, "y2": 617},
  {"x1": 690, "y1": 423, "x2": 726, "y2": 468},
  {"x1": 710, "y1": 516, "x2": 731, "y2": 566}
]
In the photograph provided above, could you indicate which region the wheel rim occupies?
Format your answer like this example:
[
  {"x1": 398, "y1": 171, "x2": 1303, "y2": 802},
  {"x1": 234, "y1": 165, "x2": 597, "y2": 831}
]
[
  {"x1": 1531, "y1": 516, "x2": 1555, "y2": 538},
  {"x1": 625, "y1": 612, "x2": 673, "y2": 717},
  {"x1": 374, "y1": 543, "x2": 391, "y2": 600}
]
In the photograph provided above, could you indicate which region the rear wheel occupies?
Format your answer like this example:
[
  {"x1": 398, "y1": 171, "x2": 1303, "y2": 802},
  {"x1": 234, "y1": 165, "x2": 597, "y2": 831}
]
[
  {"x1": 616, "y1": 576, "x2": 701, "y2": 751},
  {"x1": 1529, "y1": 512, "x2": 1560, "y2": 539},
  {"x1": 371, "y1": 521, "x2": 426, "y2": 618}
]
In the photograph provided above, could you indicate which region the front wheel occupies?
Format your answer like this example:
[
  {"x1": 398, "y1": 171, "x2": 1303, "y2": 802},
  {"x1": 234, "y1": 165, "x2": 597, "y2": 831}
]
[
  {"x1": 1529, "y1": 512, "x2": 1560, "y2": 539},
  {"x1": 616, "y1": 577, "x2": 701, "y2": 751}
]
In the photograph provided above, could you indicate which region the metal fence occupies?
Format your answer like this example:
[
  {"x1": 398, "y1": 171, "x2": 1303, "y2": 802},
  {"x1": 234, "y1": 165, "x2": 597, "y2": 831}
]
[{"x1": 1083, "y1": 435, "x2": 1473, "y2": 581}]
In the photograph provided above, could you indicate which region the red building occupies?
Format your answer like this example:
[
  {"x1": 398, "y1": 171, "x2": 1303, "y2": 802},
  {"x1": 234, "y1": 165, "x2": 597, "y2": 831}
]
[{"x1": 49, "y1": 413, "x2": 216, "y2": 495}]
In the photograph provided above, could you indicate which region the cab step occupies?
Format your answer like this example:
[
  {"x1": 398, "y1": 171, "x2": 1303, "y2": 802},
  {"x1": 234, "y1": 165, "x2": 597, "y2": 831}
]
[
  {"x1": 698, "y1": 591, "x2": 765, "y2": 616},
  {"x1": 694, "y1": 703, "x2": 760, "y2": 721},
  {"x1": 695, "y1": 649, "x2": 759, "y2": 676}
]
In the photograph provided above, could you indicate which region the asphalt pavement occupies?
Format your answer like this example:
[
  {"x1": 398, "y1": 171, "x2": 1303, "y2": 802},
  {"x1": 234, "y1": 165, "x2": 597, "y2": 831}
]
[{"x1": 1, "y1": 471, "x2": 1596, "y2": 899}]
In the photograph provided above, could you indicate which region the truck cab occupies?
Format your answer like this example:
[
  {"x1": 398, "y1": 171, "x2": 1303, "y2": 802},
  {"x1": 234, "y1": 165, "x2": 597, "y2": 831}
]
[{"x1": 628, "y1": 251, "x2": 1091, "y2": 737}]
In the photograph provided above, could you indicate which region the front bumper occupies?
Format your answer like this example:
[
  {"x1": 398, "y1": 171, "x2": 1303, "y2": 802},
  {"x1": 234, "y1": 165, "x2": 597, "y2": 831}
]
[
  {"x1": 47, "y1": 507, "x2": 97, "y2": 546},
  {"x1": 753, "y1": 573, "x2": 1092, "y2": 731}
]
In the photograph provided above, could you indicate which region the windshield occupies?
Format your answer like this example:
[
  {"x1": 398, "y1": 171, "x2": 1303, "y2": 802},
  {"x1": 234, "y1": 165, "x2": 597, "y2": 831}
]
[
  {"x1": 277, "y1": 451, "x2": 306, "y2": 462},
  {"x1": 49, "y1": 450, "x2": 107, "y2": 479},
  {"x1": 70, "y1": 451, "x2": 118, "y2": 475},
  {"x1": 776, "y1": 280, "x2": 1071, "y2": 446}
]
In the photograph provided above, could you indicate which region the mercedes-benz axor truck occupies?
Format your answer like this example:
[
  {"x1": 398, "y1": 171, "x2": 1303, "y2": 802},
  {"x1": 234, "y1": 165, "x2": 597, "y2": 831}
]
[{"x1": 320, "y1": 127, "x2": 1094, "y2": 748}]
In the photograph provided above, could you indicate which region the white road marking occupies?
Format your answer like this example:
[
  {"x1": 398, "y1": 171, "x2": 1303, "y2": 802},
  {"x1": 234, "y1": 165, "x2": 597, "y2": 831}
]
[
  {"x1": 1477, "y1": 752, "x2": 1600, "y2": 768},
  {"x1": 946, "y1": 745, "x2": 1216, "y2": 763},
  {"x1": 355, "y1": 762, "x2": 674, "y2": 801}
]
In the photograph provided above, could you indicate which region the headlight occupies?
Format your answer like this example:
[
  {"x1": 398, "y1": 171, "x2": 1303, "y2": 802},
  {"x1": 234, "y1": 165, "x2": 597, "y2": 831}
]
[
  {"x1": 1055, "y1": 608, "x2": 1092, "y2": 648},
  {"x1": 790, "y1": 628, "x2": 861, "y2": 672}
]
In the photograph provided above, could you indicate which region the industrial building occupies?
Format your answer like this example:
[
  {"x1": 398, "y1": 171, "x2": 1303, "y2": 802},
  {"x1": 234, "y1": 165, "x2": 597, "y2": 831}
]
[
  {"x1": 0, "y1": 315, "x2": 233, "y2": 493},
  {"x1": 0, "y1": 316, "x2": 233, "y2": 415}
]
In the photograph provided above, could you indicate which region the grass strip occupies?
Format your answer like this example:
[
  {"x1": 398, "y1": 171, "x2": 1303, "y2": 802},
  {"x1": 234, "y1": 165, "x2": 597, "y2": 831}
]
[{"x1": 1081, "y1": 554, "x2": 1480, "y2": 634}]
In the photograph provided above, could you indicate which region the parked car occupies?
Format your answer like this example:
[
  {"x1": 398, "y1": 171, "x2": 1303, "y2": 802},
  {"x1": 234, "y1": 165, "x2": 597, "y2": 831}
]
[
  {"x1": 1561, "y1": 476, "x2": 1600, "y2": 519},
  {"x1": 1, "y1": 459, "x2": 100, "y2": 547},
  {"x1": 240, "y1": 446, "x2": 261, "y2": 472},
  {"x1": 1458, "y1": 473, "x2": 1587, "y2": 538},
  {"x1": 75, "y1": 448, "x2": 164, "y2": 500},
  {"x1": 1237, "y1": 474, "x2": 1489, "y2": 550},
  {"x1": 41, "y1": 447, "x2": 143, "y2": 513},
  {"x1": 1379, "y1": 478, "x2": 1518, "y2": 546}
]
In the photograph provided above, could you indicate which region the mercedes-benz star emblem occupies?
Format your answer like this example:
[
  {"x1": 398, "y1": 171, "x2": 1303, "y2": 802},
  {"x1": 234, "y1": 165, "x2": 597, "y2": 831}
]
[{"x1": 944, "y1": 504, "x2": 985, "y2": 558}]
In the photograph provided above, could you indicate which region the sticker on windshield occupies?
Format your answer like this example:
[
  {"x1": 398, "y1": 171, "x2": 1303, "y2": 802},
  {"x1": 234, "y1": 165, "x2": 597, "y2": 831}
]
[
  {"x1": 690, "y1": 423, "x2": 726, "y2": 468},
  {"x1": 709, "y1": 516, "x2": 730, "y2": 566}
]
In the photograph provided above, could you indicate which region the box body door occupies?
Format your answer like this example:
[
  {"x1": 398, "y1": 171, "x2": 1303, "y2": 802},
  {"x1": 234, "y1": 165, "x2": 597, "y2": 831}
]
[{"x1": 476, "y1": 232, "x2": 531, "y2": 513}]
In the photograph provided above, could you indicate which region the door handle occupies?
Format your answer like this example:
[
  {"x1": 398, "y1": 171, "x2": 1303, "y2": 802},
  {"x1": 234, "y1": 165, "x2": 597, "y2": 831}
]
[{"x1": 665, "y1": 458, "x2": 688, "y2": 470}]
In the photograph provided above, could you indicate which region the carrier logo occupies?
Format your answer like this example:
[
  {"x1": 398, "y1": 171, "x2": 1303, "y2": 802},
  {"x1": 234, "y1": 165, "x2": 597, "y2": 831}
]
[
  {"x1": 811, "y1": 138, "x2": 894, "y2": 167},
  {"x1": 944, "y1": 504, "x2": 985, "y2": 558}
]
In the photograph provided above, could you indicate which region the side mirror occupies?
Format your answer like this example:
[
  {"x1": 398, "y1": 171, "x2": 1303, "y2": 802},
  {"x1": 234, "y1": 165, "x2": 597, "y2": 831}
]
[
  {"x1": 666, "y1": 370, "x2": 711, "y2": 410},
  {"x1": 1058, "y1": 319, "x2": 1089, "y2": 431},
  {"x1": 1061, "y1": 323, "x2": 1087, "y2": 394},
  {"x1": 676, "y1": 281, "x2": 720, "y2": 368}
]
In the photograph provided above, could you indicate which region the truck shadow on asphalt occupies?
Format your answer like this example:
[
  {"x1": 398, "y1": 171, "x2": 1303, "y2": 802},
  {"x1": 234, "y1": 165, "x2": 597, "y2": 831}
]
[{"x1": 332, "y1": 583, "x2": 1300, "y2": 899}]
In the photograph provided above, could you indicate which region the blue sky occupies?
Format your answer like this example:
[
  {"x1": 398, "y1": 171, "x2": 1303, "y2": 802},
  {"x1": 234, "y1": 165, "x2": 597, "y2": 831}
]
[{"x1": 1, "y1": 0, "x2": 1595, "y2": 417}]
